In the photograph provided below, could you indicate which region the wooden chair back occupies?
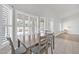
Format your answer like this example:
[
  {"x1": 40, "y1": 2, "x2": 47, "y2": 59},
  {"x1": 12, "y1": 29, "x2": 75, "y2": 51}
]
[{"x1": 7, "y1": 37, "x2": 15, "y2": 54}]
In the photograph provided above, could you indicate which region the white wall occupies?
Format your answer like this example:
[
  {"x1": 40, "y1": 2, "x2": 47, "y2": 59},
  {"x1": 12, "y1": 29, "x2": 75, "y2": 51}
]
[
  {"x1": 49, "y1": 19, "x2": 54, "y2": 33},
  {"x1": 49, "y1": 19, "x2": 68, "y2": 33},
  {"x1": 49, "y1": 18, "x2": 62, "y2": 33},
  {"x1": 53, "y1": 19, "x2": 61, "y2": 33},
  {"x1": 62, "y1": 14, "x2": 79, "y2": 34}
]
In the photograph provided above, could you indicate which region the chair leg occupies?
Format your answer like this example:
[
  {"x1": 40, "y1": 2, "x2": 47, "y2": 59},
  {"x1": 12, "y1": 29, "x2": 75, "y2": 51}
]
[{"x1": 27, "y1": 48, "x2": 32, "y2": 54}]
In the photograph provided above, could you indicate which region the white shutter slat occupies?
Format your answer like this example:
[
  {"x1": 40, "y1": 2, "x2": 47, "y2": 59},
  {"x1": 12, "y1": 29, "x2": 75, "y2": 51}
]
[{"x1": 0, "y1": 5, "x2": 9, "y2": 44}]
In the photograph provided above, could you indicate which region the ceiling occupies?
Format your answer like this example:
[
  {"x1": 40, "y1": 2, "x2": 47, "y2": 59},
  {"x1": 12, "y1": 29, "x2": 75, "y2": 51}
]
[{"x1": 12, "y1": 4, "x2": 79, "y2": 19}]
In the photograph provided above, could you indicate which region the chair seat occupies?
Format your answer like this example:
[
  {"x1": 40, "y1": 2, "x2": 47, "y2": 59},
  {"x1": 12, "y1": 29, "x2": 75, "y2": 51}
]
[
  {"x1": 31, "y1": 45, "x2": 47, "y2": 54},
  {"x1": 48, "y1": 43, "x2": 51, "y2": 47},
  {"x1": 15, "y1": 46, "x2": 27, "y2": 54},
  {"x1": 31, "y1": 46, "x2": 39, "y2": 54}
]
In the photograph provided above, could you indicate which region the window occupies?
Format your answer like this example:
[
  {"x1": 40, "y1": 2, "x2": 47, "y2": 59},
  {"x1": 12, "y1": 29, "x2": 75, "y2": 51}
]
[
  {"x1": 0, "y1": 5, "x2": 12, "y2": 44},
  {"x1": 39, "y1": 17, "x2": 50, "y2": 35},
  {"x1": 16, "y1": 12, "x2": 30, "y2": 42},
  {"x1": 40, "y1": 17, "x2": 45, "y2": 35},
  {"x1": 16, "y1": 14, "x2": 24, "y2": 41},
  {"x1": 34, "y1": 17, "x2": 38, "y2": 33},
  {"x1": 25, "y1": 16, "x2": 29, "y2": 34},
  {"x1": 16, "y1": 12, "x2": 38, "y2": 43},
  {"x1": 16, "y1": 10, "x2": 50, "y2": 42}
]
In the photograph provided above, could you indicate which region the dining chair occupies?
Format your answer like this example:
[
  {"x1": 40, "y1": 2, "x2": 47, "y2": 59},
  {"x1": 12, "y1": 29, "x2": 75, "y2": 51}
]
[
  {"x1": 31, "y1": 33, "x2": 48, "y2": 54},
  {"x1": 47, "y1": 33, "x2": 54, "y2": 54},
  {"x1": 7, "y1": 37, "x2": 31, "y2": 54}
]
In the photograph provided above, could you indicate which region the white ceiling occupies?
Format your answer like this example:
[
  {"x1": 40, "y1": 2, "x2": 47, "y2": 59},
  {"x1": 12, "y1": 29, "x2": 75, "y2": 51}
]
[{"x1": 12, "y1": 4, "x2": 79, "y2": 19}]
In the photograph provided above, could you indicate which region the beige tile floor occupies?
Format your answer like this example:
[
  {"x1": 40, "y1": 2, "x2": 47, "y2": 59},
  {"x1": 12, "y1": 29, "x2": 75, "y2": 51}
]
[
  {"x1": 0, "y1": 33, "x2": 79, "y2": 54},
  {"x1": 54, "y1": 33, "x2": 79, "y2": 54}
]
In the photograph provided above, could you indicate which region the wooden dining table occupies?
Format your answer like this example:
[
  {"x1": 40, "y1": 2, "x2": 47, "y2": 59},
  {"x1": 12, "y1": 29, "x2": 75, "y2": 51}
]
[{"x1": 18, "y1": 33, "x2": 54, "y2": 53}]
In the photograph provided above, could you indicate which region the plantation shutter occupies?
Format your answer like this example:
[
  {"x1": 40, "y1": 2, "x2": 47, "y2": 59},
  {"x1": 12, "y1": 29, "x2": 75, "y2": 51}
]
[{"x1": 0, "y1": 5, "x2": 9, "y2": 44}]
